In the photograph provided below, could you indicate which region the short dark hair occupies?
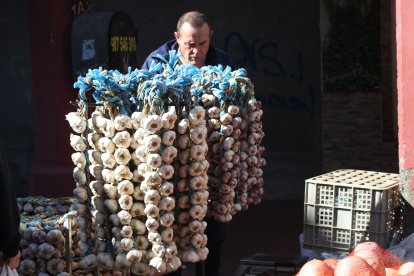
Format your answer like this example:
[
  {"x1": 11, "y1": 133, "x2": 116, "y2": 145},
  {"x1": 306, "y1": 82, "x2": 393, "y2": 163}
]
[{"x1": 176, "y1": 11, "x2": 211, "y2": 33}]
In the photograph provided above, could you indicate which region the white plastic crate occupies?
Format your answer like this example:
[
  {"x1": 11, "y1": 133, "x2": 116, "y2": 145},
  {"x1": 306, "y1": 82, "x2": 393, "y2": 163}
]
[{"x1": 303, "y1": 169, "x2": 401, "y2": 252}]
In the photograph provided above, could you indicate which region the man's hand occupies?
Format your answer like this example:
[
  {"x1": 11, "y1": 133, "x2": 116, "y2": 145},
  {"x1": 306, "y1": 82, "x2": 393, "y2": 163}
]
[{"x1": 7, "y1": 251, "x2": 20, "y2": 270}]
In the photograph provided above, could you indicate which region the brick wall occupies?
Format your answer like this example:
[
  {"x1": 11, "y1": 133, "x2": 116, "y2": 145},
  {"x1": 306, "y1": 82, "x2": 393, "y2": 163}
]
[{"x1": 322, "y1": 92, "x2": 398, "y2": 173}]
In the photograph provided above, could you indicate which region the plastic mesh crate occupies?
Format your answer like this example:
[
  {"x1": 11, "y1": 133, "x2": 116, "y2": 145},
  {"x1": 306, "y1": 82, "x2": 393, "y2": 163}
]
[{"x1": 303, "y1": 169, "x2": 401, "y2": 252}]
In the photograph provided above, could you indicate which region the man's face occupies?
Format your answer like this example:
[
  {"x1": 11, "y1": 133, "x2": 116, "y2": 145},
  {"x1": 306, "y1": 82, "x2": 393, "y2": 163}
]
[{"x1": 174, "y1": 22, "x2": 212, "y2": 68}]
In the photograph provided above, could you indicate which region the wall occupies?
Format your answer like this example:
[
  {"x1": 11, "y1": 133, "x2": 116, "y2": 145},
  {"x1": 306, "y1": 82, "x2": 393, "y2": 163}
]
[
  {"x1": 0, "y1": 0, "x2": 34, "y2": 196},
  {"x1": 94, "y1": 0, "x2": 323, "y2": 199},
  {"x1": 320, "y1": 0, "x2": 398, "y2": 175}
]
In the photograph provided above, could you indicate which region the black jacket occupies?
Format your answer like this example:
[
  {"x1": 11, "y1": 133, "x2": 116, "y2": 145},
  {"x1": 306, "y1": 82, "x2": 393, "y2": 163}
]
[
  {"x1": 0, "y1": 140, "x2": 20, "y2": 258},
  {"x1": 141, "y1": 40, "x2": 233, "y2": 72}
]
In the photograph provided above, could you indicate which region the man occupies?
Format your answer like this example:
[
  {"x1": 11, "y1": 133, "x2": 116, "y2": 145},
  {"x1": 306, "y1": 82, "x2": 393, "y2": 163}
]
[
  {"x1": 142, "y1": 11, "x2": 233, "y2": 276},
  {"x1": 0, "y1": 140, "x2": 21, "y2": 270},
  {"x1": 142, "y1": 10, "x2": 233, "y2": 70}
]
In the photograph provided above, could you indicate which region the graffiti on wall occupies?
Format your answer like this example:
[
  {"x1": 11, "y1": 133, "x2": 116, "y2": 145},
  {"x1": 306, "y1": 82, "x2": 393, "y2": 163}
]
[{"x1": 224, "y1": 31, "x2": 316, "y2": 118}]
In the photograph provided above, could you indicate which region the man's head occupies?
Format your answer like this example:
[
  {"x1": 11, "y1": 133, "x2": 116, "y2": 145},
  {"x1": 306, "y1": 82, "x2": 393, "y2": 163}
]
[{"x1": 174, "y1": 11, "x2": 213, "y2": 68}]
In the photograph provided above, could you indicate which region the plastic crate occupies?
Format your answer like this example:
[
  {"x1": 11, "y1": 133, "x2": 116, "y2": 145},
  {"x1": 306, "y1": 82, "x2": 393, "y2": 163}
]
[{"x1": 303, "y1": 169, "x2": 401, "y2": 252}]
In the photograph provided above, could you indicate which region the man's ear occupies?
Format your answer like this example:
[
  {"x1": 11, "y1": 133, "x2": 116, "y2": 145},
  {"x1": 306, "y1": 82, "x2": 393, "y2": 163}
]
[
  {"x1": 210, "y1": 30, "x2": 214, "y2": 39},
  {"x1": 174, "y1": 31, "x2": 179, "y2": 41}
]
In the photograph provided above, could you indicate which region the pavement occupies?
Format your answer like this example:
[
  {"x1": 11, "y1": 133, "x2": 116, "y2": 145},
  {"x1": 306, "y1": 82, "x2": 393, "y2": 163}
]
[{"x1": 182, "y1": 200, "x2": 304, "y2": 276}]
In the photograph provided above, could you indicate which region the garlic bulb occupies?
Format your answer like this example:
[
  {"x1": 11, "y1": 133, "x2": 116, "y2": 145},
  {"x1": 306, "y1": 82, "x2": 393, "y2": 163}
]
[
  {"x1": 66, "y1": 112, "x2": 87, "y2": 134},
  {"x1": 144, "y1": 171, "x2": 162, "y2": 186},
  {"x1": 144, "y1": 115, "x2": 163, "y2": 133},
  {"x1": 104, "y1": 199, "x2": 118, "y2": 214},
  {"x1": 149, "y1": 256, "x2": 166, "y2": 273},
  {"x1": 70, "y1": 134, "x2": 86, "y2": 152},
  {"x1": 98, "y1": 137, "x2": 115, "y2": 153},
  {"x1": 162, "y1": 130, "x2": 176, "y2": 146},
  {"x1": 132, "y1": 186, "x2": 145, "y2": 201},
  {"x1": 104, "y1": 183, "x2": 117, "y2": 199},
  {"x1": 144, "y1": 189, "x2": 161, "y2": 205},
  {"x1": 146, "y1": 153, "x2": 162, "y2": 169},
  {"x1": 114, "y1": 148, "x2": 132, "y2": 165},
  {"x1": 162, "y1": 112, "x2": 177, "y2": 130},
  {"x1": 101, "y1": 152, "x2": 116, "y2": 169},
  {"x1": 158, "y1": 164, "x2": 174, "y2": 179},
  {"x1": 166, "y1": 256, "x2": 182, "y2": 272},
  {"x1": 162, "y1": 146, "x2": 178, "y2": 164},
  {"x1": 102, "y1": 168, "x2": 116, "y2": 184},
  {"x1": 136, "y1": 235, "x2": 150, "y2": 249},
  {"x1": 152, "y1": 244, "x2": 166, "y2": 257},
  {"x1": 177, "y1": 119, "x2": 190, "y2": 134},
  {"x1": 117, "y1": 180, "x2": 134, "y2": 195},
  {"x1": 208, "y1": 106, "x2": 220, "y2": 118},
  {"x1": 144, "y1": 204, "x2": 159, "y2": 218},
  {"x1": 126, "y1": 249, "x2": 142, "y2": 263},
  {"x1": 114, "y1": 164, "x2": 133, "y2": 181},
  {"x1": 88, "y1": 149, "x2": 103, "y2": 165},
  {"x1": 89, "y1": 164, "x2": 103, "y2": 180},
  {"x1": 119, "y1": 194, "x2": 133, "y2": 210},
  {"x1": 159, "y1": 196, "x2": 175, "y2": 212},
  {"x1": 144, "y1": 134, "x2": 162, "y2": 151},
  {"x1": 113, "y1": 131, "x2": 132, "y2": 148},
  {"x1": 161, "y1": 227, "x2": 174, "y2": 242},
  {"x1": 118, "y1": 210, "x2": 132, "y2": 225},
  {"x1": 73, "y1": 167, "x2": 86, "y2": 185},
  {"x1": 73, "y1": 187, "x2": 88, "y2": 202},
  {"x1": 114, "y1": 114, "x2": 132, "y2": 131},
  {"x1": 131, "y1": 111, "x2": 145, "y2": 129},
  {"x1": 159, "y1": 212, "x2": 175, "y2": 227},
  {"x1": 71, "y1": 152, "x2": 86, "y2": 169},
  {"x1": 190, "y1": 126, "x2": 207, "y2": 144},
  {"x1": 131, "y1": 219, "x2": 146, "y2": 235},
  {"x1": 130, "y1": 202, "x2": 145, "y2": 217},
  {"x1": 145, "y1": 217, "x2": 160, "y2": 232},
  {"x1": 159, "y1": 181, "x2": 174, "y2": 196}
]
